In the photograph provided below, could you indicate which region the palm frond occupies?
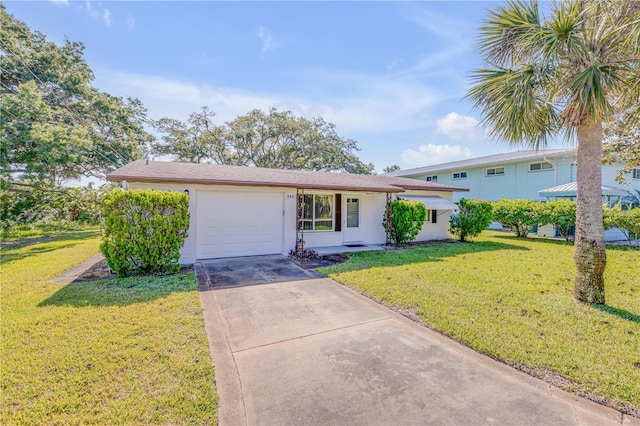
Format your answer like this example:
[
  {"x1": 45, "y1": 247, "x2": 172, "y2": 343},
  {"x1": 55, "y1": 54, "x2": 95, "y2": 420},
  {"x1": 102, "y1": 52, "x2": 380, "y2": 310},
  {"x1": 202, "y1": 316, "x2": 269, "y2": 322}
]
[
  {"x1": 468, "y1": 0, "x2": 640, "y2": 141},
  {"x1": 540, "y1": 0, "x2": 587, "y2": 63},
  {"x1": 476, "y1": 0, "x2": 543, "y2": 67},
  {"x1": 466, "y1": 65, "x2": 560, "y2": 148}
]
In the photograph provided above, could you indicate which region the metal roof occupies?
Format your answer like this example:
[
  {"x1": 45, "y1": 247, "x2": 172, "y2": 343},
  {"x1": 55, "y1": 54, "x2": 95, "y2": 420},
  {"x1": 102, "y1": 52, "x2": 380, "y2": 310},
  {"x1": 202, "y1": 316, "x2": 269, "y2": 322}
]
[
  {"x1": 106, "y1": 160, "x2": 470, "y2": 193},
  {"x1": 539, "y1": 182, "x2": 631, "y2": 197},
  {"x1": 385, "y1": 148, "x2": 577, "y2": 177}
]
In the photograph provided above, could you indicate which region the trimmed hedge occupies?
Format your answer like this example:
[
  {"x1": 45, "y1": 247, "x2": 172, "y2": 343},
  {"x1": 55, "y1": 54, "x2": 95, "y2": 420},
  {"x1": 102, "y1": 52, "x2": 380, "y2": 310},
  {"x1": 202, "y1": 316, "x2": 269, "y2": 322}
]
[
  {"x1": 100, "y1": 189, "x2": 190, "y2": 277},
  {"x1": 539, "y1": 199, "x2": 576, "y2": 241},
  {"x1": 383, "y1": 199, "x2": 427, "y2": 245},
  {"x1": 605, "y1": 204, "x2": 640, "y2": 247},
  {"x1": 449, "y1": 198, "x2": 492, "y2": 242},
  {"x1": 492, "y1": 198, "x2": 543, "y2": 238}
]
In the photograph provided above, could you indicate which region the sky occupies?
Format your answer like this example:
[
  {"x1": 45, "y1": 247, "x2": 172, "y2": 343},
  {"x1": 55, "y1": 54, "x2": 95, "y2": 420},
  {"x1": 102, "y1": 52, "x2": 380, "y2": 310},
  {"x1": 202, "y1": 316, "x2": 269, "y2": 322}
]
[{"x1": 7, "y1": 0, "x2": 571, "y2": 174}]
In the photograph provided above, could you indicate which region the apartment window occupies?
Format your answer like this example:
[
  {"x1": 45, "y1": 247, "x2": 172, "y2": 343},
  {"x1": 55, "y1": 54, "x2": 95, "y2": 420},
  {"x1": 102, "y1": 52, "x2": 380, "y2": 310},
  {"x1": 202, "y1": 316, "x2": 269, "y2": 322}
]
[
  {"x1": 529, "y1": 162, "x2": 553, "y2": 172},
  {"x1": 452, "y1": 171, "x2": 467, "y2": 180},
  {"x1": 303, "y1": 194, "x2": 333, "y2": 231},
  {"x1": 425, "y1": 176, "x2": 438, "y2": 182},
  {"x1": 486, "y1": 167, "x2": 505, "y2": 176},
  {"x1": 633, "y1": 168, "x2": 640, "y2": 180},
  {"x1": 424, "y1": 209, "x2": 432, "y2": 223}
]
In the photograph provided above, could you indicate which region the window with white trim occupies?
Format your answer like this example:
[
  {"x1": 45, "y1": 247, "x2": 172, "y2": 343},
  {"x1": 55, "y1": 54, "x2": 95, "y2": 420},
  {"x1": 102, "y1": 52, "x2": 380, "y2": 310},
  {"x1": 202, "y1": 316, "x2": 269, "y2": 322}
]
[
  {"x1": 425, "y1": 176, "x2": 438, "y2": 182},
  {"x1": 486, "y1": 167, "x2": 505, "y2": 176},
  {"x1": 529, "y1": 162, "x2": 553, "y2": 172},
  {"x1": 303, "y1": 194, "x2": 333, "y2": 231},
  {"x1": 424, "y1": 209, "x2": 432, "y2": 223},
  {"x1": 452, "y1": 171, "x2": 467, "y2": 179},
  {"x1": 633, "y1": 168, "x2": 640, "y2": 180}
]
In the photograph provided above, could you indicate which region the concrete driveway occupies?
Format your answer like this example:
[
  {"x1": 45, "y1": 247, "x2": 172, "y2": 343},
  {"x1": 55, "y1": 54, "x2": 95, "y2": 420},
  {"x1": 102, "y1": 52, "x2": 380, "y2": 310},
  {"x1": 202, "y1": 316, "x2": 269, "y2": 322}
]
[{"x1": 196, "y1": 256, "x2": 635, "y2": 426}]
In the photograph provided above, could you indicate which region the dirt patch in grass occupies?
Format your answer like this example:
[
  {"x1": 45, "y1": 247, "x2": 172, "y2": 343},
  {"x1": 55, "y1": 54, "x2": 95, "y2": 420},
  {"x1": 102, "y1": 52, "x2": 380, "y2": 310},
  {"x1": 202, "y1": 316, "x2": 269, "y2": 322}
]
[{"x1": 75, "y1": 259, "x2": 194, "y2": 282}]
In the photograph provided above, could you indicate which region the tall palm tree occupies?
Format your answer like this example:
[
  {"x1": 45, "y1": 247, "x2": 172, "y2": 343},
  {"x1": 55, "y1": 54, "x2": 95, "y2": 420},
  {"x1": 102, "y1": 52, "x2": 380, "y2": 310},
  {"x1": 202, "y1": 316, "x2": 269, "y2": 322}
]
[{"x1": 467, "y1": 0, "x2": 640, "y2": 304}]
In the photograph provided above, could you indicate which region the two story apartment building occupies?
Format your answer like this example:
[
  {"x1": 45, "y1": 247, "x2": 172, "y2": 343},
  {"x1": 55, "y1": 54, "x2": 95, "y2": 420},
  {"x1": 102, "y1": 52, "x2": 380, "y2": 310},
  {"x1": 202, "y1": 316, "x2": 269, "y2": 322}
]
[
  {"x1": 385, "y1": 149, "x2": 639, "y2": 203},
  {"x1": 386, "y1": 149, "x2": 640, "y2": 240}
]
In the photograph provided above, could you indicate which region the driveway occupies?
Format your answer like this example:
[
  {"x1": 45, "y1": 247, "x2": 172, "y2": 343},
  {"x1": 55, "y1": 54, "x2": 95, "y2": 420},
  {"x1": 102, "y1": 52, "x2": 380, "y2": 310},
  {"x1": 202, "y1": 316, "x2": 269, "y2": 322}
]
[{"x1": 196, "y1": 256, "x2": 634, "y2": 426}]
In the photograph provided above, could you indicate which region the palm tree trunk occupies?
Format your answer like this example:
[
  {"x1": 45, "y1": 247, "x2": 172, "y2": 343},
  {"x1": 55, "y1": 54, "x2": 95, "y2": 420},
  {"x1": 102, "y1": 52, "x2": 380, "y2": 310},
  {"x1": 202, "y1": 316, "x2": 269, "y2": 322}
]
[{"x1": 574, "y1": 120, "x2": 606, "y2": 304}]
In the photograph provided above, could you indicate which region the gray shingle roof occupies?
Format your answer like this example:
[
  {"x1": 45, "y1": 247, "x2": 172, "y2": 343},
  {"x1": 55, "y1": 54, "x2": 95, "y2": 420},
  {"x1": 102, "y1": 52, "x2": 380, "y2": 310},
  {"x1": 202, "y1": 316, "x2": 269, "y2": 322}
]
[
  {"x1": 107, "y1": 160, "x2": 469, "y2": 193},
  {"x1": 385, "y1": 148, "x2": 577, "y2": 177}
]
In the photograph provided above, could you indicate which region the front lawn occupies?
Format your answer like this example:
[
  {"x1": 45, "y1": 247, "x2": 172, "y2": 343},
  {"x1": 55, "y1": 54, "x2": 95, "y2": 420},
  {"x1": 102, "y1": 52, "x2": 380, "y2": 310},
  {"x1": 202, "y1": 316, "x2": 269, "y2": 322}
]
[
  {"x1": 1, "y1": 231, "x2": 217, "y2": 424},
  {"x1": 320, "y1": 231, "x2": 640, "y2": 415}
]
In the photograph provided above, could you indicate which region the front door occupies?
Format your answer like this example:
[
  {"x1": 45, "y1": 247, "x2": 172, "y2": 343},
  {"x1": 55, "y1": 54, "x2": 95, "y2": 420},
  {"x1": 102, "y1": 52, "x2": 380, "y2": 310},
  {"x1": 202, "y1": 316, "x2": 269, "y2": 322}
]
[{"x1": 343, "y1": 197, "x2": 362, "y2": 244}]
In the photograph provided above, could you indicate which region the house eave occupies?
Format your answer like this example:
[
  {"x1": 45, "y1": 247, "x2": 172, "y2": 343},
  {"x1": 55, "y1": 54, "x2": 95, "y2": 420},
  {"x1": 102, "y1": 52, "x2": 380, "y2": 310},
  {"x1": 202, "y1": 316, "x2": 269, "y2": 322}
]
[{"x1": 106, "y1": 175, "x2": 406, "y2": 193}]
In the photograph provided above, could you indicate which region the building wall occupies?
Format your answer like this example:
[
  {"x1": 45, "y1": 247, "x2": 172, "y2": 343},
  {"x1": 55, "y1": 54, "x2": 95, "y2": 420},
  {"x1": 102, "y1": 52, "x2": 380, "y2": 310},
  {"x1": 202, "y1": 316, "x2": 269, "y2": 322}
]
[
  {"x1": 411, "y1": 158, "x2": 637, "y2": 203},
  {"x1": 124, "y1": 182, "x2": 456, "y2": 262}
]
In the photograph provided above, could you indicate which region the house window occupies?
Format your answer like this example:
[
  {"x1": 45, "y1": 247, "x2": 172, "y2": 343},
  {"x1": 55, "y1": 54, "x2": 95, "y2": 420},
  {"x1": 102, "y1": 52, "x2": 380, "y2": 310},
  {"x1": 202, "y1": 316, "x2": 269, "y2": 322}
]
[
  {"x1": 529, "y1": 162, "x2": 553, "y2": 172},
  {"x1": 423, "y1": 209, "x2": 438, "y2": 223},
  {"x1": 633, "y1": 168, "x2": 640, "y2": 180},
  {"x1": 303, "y1": 194, "x2": 333, "y2": 231},
  {"x1": 425, "y1": 176, "x2": 438, "y2": 182},
  {"x1": 486, "y1": 167, "x2": 505, "y2": 176},
  {"x1": 452, "y1": 171, "x2": 467, "y2": 179}
]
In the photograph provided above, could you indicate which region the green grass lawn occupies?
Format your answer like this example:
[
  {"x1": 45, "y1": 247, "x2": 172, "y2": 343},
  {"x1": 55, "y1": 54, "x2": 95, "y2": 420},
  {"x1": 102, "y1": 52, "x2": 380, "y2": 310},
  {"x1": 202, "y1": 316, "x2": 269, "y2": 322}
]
[
  {"x1": 320, "y1": 231, "x2": 640, "y2": 414},
  {"x1": 1, "y1": 230, "x2": 217, "y2": 424}
]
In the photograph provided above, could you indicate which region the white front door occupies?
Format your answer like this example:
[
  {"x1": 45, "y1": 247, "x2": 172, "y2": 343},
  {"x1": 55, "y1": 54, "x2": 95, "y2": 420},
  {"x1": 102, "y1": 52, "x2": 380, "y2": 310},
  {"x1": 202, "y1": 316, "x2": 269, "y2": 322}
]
[{"x1": 343, "y1": 197, "x2": 362, "y2": 243}]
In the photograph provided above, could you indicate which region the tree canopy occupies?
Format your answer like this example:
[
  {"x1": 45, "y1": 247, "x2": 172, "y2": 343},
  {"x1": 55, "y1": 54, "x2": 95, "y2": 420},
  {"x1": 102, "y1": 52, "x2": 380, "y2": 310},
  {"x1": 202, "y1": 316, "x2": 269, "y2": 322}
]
[
  {"x1": 151, "y1": 107, "x2": 375, "y2": 174},
  {"x1": 0, "y1": 4, "x2": 152, "y2": 185},
  {"x1": 467, "y1": 0, "x2": 640, "y2": 304},
  {"x1": 603, "y1": 105, "x2": 640, "y2": 183}
]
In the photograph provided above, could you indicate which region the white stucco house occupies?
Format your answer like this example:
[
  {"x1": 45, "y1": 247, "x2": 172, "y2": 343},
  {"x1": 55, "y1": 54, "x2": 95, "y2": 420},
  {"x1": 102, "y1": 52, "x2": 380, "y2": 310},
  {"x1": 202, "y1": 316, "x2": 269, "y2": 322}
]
[{"x1": 106, "y1": 160, "x2": 468, "y2": 263}]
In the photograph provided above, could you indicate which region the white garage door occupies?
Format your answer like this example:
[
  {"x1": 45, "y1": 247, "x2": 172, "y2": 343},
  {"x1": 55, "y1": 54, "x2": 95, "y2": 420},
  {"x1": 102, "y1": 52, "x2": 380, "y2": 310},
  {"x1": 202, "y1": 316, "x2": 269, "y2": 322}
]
[{"x1": 197, "y1": 191, "x2": 284, "y2": 259}]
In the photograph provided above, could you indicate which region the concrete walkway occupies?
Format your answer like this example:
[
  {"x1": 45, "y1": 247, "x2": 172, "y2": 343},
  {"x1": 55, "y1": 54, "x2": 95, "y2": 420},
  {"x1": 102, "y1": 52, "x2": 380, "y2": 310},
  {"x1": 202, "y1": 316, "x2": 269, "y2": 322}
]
[
  {"x1": 196, "y1": 257, "x2": 637, "y2": 426},
  {"x1": 51, "y1": 253, "x2": 104, "y2": 284}
]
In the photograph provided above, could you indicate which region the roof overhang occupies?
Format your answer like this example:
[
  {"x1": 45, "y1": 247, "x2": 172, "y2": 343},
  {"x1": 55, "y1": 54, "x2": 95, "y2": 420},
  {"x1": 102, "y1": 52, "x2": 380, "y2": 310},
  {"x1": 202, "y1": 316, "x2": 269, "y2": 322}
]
[
  {"x1": 106, "y1": 175, "x2": 405, "y2": 193},
  {"x1": 397, "y1": 195, "x2": 458, "y2": 210}
]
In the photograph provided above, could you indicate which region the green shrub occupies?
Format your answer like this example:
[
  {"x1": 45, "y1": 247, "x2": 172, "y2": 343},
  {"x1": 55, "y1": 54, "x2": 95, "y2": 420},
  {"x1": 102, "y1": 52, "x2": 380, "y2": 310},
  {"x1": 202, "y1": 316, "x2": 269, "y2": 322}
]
[
  {"x1": 100, "y1": 189, "x2": 190, "y2": 277},
  {"x1": 383, "y1": 199, "x2": 427, "y2": 245},
  {"x1": 539, "y1": 199, "x2": 576, "y2": 241},
  {"x1": 449, "y1": 199, "x2": 493, "y2": 242},
  {"x1": 492, "y1": 198, "x2": 543, "y2": 238},
  {"x1": 604, "y1": 204, "x2": 640, "y2": 247},
  {"x1": 0, "y1": 182, "x2": 111, "y2": 233}
]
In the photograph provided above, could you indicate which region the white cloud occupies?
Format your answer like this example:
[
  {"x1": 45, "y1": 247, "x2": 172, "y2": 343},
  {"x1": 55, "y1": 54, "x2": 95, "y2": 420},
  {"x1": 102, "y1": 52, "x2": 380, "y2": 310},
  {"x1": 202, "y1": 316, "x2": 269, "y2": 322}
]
[
  {"x1": 93, "y1": 69, "x2": 439, "y2": 135},
  {"x1": 401, "y1": 144, "x2": 472, "y2": 168},
  {"x1": 102, "y1": 8, "x2": 111, "y2": 27},
  {"x1": 49, "y1": 0, "x2": 69, "y2": 5},
  {"x1": 127, "y1": 13, "x2": 135, "y2": 30},
  {"x1": 257, "y1": 26, "x2": 280, "y2": 56},
  {"x1": 75, "y1": 1, "x2": 112, "y2": 27},
  {"x1": 396, "y1": 6, "x2": 471, "y2": 78},
  {"x1": 435, "y1": 112, "x2": 485, "y2": 142}
]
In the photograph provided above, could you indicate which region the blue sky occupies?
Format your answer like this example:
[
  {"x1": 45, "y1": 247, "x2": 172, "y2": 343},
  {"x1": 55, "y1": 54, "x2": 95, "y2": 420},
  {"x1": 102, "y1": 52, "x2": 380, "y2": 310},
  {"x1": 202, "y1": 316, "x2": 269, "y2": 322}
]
[{"x1": 7, "y1": 1, "x2": 570, "y2": 173}]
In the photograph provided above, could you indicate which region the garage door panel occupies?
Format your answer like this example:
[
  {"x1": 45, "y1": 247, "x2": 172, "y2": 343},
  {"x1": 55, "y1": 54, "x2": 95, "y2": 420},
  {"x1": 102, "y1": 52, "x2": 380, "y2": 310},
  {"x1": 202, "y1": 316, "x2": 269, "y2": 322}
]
[{"x1": 197, "y1": 191, "x2": 284, "y2": 259}]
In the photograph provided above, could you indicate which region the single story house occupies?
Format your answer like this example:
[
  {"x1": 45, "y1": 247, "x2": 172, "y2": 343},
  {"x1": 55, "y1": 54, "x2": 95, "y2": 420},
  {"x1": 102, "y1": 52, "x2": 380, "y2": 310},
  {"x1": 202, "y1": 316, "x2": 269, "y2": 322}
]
[{"x1": 106, "y1": 160, "x2": 468, "y2": 263}]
